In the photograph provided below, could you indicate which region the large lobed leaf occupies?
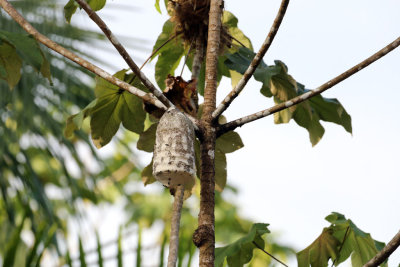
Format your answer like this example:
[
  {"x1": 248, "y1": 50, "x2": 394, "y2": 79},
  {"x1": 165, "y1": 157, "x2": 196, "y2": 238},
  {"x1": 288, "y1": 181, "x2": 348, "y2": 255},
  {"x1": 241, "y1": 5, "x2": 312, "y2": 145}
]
[
  {"x1": 225, "y1": 47, "x2": 352, "y2": 146},
  {"x1": 297, "y1": 212, "x2": 387, "y2": 267},
  {"x1": 215, "y1": 223, "x2": 270, "y2": 267}
]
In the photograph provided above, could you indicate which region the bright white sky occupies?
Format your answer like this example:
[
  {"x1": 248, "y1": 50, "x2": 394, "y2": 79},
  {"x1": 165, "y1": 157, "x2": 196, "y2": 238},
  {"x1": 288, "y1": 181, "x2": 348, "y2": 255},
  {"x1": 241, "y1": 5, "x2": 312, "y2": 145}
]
[{"x1": 69, "y1": 0, "x2": 400, "y2": 266}]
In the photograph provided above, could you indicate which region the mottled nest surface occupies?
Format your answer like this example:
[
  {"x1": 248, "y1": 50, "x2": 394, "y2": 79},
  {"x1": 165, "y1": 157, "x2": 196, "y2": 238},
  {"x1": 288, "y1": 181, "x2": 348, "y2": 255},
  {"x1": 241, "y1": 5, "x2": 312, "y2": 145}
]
[{"x1": 169, "y1": 0, "x2": 231, "y2": 48}]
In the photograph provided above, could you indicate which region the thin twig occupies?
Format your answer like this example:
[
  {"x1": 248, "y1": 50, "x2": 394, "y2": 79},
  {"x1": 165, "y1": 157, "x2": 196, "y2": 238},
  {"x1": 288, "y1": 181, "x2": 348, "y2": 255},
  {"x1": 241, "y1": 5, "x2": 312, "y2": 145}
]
[
  {"x1": 252, "y1": 241, "x2": 288, "y2": 267},
  {"x1": 180, "y1": 38, "x2": 195, "y2": 77},
  {"x1": 139, "y1": 32, "x2": 181, "y2": 70},
  {"x1": 0, "y1": 0, "x2": 165, "y2": 110},
  {"x1": 191, "y1": 33, "x2": 205, "y2": 111},
  {"x1": 212, "y1": 0, "x2": 290, "y2": 120},
  {"x1": 218, "y1": 36, "x2": 400, "y2": 135},
  {"x1": 331, "y1": 226, "x2": 350, "y2": 267},
  {"x1": 167, "y1": 185, "x2": 185, "y2": 267},
  {"x1": 363, "y1": 230, "x2": 400, "y2": 267},
  {"x1": 74, "y1": 0, "x2": 173, "y2": 109}
]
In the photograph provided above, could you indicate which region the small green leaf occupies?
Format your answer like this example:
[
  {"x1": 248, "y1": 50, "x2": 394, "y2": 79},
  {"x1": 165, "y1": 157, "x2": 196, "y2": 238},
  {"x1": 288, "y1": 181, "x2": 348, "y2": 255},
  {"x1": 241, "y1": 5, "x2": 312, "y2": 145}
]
[
  {"x1": 155, "y1": 0, "x2": 162, "y2": 13},
  {"x1": 141, "y1": 160, "x2": 156, "y2": 185},
  {"x1": 64, "y1": 99, "x2": 97, "y2": 139},
  {"x1": 137, "y1": 123, "x2": 157, "y2": 152},
  {"x1": 223, "y1": 11, "x2": 253, "y2": 51},
  {"x1": 117, "y1": 227, "x2": 123, "y2": 267},
  {"x1": 3, "y1": 216, "x2": 26, "y2": 267},
  {"x1": 79, "y1": 237, "x2": 87, "y2": 267},
  {"x1": 215, "y1": 223, "x2": 270, "y2": 267},
  {"x1": 64, "y1": 0, "x2": 106, "y2": 23},
  {"x1": 96, "y1": 232, "x2": 104, "y2": 267},
  {"x1": 215, "y1": 150, "x2": 227, "y2": 192},
  {"x1": 153, "y1": 20, "x2": 185, "y2": 90},
  {"x1": 0, "y1": 41, "x2": 22, "y2": 89},
  {"x1": 64, "y1": 0, "x2": 78, "y2": 23},
  {"x1": 216, "y1": 131, "x2": 244, "y2": 154}
]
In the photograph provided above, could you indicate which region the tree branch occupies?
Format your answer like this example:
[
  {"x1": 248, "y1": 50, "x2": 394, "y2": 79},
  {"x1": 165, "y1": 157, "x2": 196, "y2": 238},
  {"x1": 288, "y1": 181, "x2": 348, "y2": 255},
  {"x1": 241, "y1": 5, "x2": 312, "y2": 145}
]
[
  {"x1": 195, "y1": 0, "x2": 223, "y2": 266},
  {"x1": 0, "y1": 0, "x2": 166, "y2": 110},
  {"x1": 74, "y1": 0, "x2": 173, "y2": 109},
  {"x1": 363, "y1": 230, "x2": 400, "y2": 267},
  {"x1": 212, "y1": 0, "x2": 290, "y2": 120},
  {"x1": 191, "y1": 33, "x2": 205, "y2": 111},
  {"x1": 167, "y1": 185, "x2": 185, "y2": 267},
  {"x1": 218, "y1": 35, "x2": 400, "y2": 135}
]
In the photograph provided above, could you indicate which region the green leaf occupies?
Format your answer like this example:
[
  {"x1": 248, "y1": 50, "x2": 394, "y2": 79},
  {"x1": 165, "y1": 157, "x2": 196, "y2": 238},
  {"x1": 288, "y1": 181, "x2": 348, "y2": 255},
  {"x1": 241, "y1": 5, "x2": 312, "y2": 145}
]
[
  {"x1": 96, "y1": 232, "x2": 104, "y2": 267},
  {"x1": 153, "y1": 20, "x2": 185, "y2": 90},
  {"x1": 90, "y1": 94, "x2": 122, "y2": 148},
  {"x1": 64, "y1": 99, "x2": 97, "y2": 139},
  {"x1": 64, "y1": 0, "x2": 78, "y2": 23},
  {"x1": 64, "y1": 0, "x2": 106, "y2": 23},
  {"x1": 136, "y1": 226, "x2": 142, "y2": 267},
  {"x1": 0, "y1": 40, "x2": 22, "y2": 89},
  {"x1": 296, "y1": 228, "x2": 339, "y2": 267},
  {"x1": 34, "y1": 224, "x2": 57, "y2": 267},
  {"x1": 117, "y1": 227, "x2": 123, "y2": 267},
  {"x1": 141, "y1": 160, "x2": 156, "y2": 185},
  {"x1": 79, "y1": 237, "x2": 87, "y2": 267},
  {"x1": 3, "y1": 216, "x2": 26, "y2": 267},
  {"x1": 215, "y1": 149, "x2": 227, "y2": 192},
  {"x1": 223, "y1": 11, "x2": 253, "y2": 51},
  {"x1": 155, "y1": 0, "x2": 162, "y2": 13},
  {"x1": 215, "y1": 223, "x2": 270, "y2": 267},
  {"x1": 137, "y1": 123, "x2": 157, "y2": 152},
  {"x1": 225, "y1": 47, "x2": 352, "y2": 146},
  {"x1": 325, "y1": 212, "x2": 387, "y2": 267},
  {"x1": 0, "y1": 31, "x2": 51, "y2": 82},
  {"x1": 216, "y1": 131, "x2": 244, "y2": 154},
  {"x1": 25, "y1": 222, "x2": 47, "y2": 267},
  {"x1": 90, "y1": 70, "x2": 146, "y2": 148}
]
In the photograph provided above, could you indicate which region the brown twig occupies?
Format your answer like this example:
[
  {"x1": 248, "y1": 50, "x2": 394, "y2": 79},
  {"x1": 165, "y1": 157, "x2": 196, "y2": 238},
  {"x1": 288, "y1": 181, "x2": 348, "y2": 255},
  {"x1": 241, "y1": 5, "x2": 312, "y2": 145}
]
[
  {"x1": 212, "y1": 0, "x2": 290, "y2": 120},
  {"x1": 218, "y1": 35, "x2": 400, "y2": 135},
  {"x1": 252, "y1": 241, "x2": 289, "y2": 267},
  {"x1": 74, "y1": 0, "x2": 173, "y2": 109},
  {"x1": 0, "y1": 0, "x2": 165, "y2": 110},
  {"x1": 191, "y1": 33, "x2": 205, "y2": 111},
  {"x1": 363, "y1": 230, "x2": 400, "y2": 267}
]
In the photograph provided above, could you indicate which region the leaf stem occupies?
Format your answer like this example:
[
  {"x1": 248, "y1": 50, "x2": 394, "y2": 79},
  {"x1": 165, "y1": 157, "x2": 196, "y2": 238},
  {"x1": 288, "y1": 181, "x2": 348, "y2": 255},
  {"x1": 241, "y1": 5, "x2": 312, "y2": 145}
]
[
  {"x1": 218, "y1": 35, "x2": 400, "y2": 135},
  {"x1": 212, "y1": 0, "x2": 290, "y2": 120},
  {"x1": 252, "y1": 241, "x2": 289, "y2": 267},
  {"x1": 74, "y1": 0, "x2": 174, "y2": 109},
  {"x1": 0, "y1": 0, "x2": 166, "y2": 110}
]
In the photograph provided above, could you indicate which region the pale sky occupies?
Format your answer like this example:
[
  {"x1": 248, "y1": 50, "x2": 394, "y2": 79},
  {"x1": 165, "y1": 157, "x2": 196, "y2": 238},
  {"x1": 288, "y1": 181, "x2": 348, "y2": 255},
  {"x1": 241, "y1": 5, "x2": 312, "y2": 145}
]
[{"x1": 68, "y1": 0, "x2": 400, "y2": 266}]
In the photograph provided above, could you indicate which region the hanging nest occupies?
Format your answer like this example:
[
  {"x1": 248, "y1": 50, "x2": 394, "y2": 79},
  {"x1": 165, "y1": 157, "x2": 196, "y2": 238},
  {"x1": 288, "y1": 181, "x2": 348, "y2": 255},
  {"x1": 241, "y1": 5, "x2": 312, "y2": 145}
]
[{"x1": 168, "y1": 0, "x2": 232, "y2": 50}]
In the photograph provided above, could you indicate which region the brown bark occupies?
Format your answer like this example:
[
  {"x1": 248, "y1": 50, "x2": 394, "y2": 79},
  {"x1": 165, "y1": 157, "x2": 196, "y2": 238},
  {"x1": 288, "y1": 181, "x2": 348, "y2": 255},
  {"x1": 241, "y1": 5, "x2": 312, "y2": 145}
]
[{"x1": 193, "y1": 0, "x2": 223, "y2": 266}]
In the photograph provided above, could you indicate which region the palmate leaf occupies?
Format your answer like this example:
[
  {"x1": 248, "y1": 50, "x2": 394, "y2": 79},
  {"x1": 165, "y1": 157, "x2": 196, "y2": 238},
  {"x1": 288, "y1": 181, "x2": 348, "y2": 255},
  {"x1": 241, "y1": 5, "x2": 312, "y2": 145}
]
[
  {"x1": 296, "y1": 228, "x2": 340, "y2": 267},
  {"x1": 225, "y1": 47, "x2": 352, "y2": 146},
  {"x1": 297, "y1": 212, "x2": 387, "y2": 267},
  {"x1": 90, "y1": 69, "x2": 146, "y2": 148},
  {"x1": 0, "y1": 31, "x2": 51, "y2": 88},
  {"x1": 215, "y1": 223, "x2": 270, "y2": 267}
]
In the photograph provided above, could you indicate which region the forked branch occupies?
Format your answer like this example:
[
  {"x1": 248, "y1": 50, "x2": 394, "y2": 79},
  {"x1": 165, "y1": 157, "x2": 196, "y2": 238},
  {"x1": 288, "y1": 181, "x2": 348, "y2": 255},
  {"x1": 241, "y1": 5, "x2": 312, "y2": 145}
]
[
  {"x1": 363, "y1": 230, "x2": 400, "y2": 267},
  {"x1": 218, "y1": 36, "x2": 400, "y2": 135},
  {"x1": 0, "y1": 0, "x2": 166, "y2": 109},
  {"x1": 74, "y1": 0, "x2": 173, "y2": 109},
  {"x1": 212, "y1": 0, "x2": 290, "y2": 120}
]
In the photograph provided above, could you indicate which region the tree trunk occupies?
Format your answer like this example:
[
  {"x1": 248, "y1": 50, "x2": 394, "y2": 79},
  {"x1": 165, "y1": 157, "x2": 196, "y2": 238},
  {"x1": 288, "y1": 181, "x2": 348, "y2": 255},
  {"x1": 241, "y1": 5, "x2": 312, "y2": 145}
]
[{"x1": 193, "y1": 0, "x2": 223, "y2": 266}]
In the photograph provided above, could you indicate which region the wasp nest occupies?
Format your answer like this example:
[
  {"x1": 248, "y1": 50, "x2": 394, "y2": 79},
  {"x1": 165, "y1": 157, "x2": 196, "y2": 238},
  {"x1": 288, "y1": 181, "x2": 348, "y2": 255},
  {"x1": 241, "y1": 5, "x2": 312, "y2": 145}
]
[
  {"x1": 153, "y1": 108, "x2": 196, "y2": 190},
  {"x1": 168, "y1": 0, "x2": 231, "y2": 50}
]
